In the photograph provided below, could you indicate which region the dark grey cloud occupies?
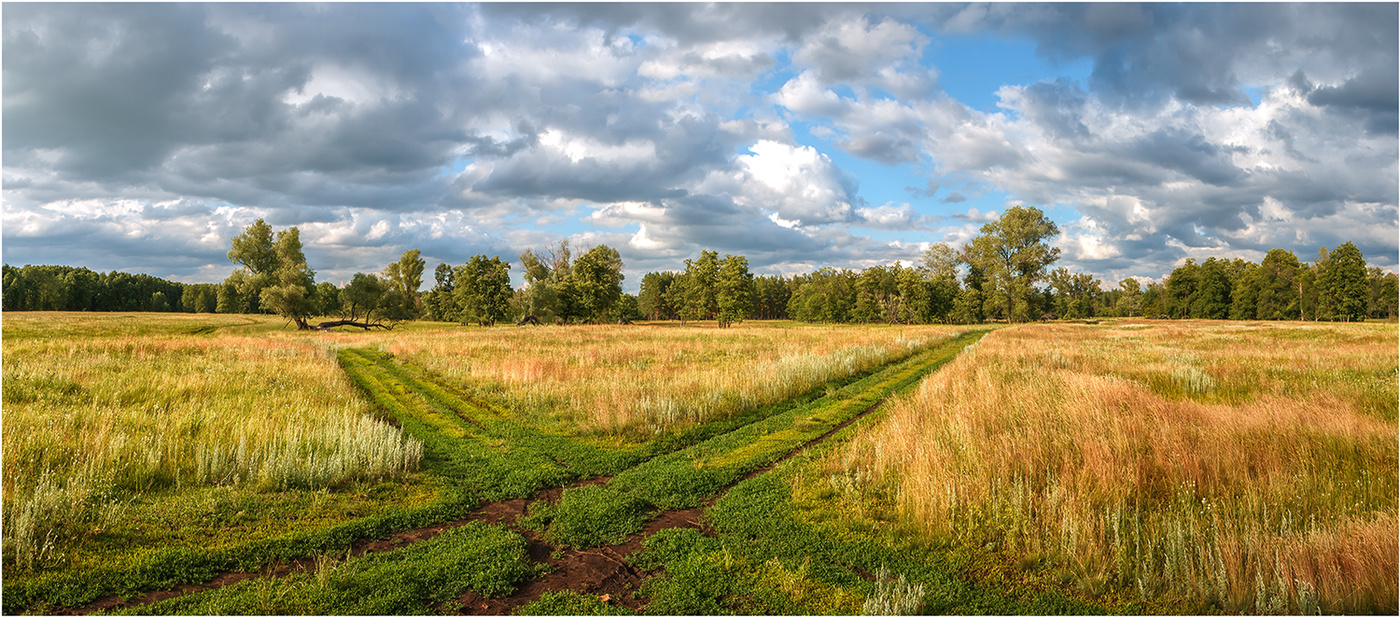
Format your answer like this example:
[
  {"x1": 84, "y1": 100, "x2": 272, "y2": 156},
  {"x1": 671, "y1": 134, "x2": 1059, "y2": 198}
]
[
  {"x1": 969, "y1": 3, "x2": 1397, "y2": 108},
  {"x1": 1305, "y1": 65, "x2": 1400, "y2": 135},
  {"x1": 4, "y1": 2, "x2": 481, "y2": 210},
  {"x1": 1015, "y1": 79, "x2": 1091, "y2": 141},
  {"x1": 838, "y1": 132, "x2": 919, "y2": 165},
  {"x1": 1126, "y1": 129, "x2": 1248, "y2": 188},
  {"x1": 3, "y1": 4, "x2": 237, "y2": 179},
  {"x1": 3, "y1": 2, "x2": 1394, "y2": 288},
  {"x1": 480, "y1": 2, "x2": 845, "y2": 47}
]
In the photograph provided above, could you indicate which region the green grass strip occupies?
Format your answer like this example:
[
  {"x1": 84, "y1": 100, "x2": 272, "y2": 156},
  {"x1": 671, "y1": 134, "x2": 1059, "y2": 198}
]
[
  {"x1": 3, "y1": 496, "x2": 480, "y2": 614},
  {"x1": 108, "y1": 521, "x2": 540, "y2": 615}
]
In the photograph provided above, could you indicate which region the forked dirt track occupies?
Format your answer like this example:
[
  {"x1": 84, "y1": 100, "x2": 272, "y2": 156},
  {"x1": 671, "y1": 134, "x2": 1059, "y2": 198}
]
[
  {"x1": 62, "y1": 333, "x2": 981, "y2": 615},
  {"x1": 455, "y1": 392, "x2": 898, "y2": 615},
  {"x1": 67, "y1": 399, "x2": 880, "y2": 616}
]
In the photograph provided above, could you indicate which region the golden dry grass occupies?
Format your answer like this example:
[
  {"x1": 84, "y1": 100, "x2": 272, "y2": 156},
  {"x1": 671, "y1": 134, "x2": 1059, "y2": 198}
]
[
  {"x1": 376, "y1": 322, "x2": 971, "y2": 437},
  {"x1": 846, "y1": 320, "x2": 1397, "y2": 613},
  {"x1": 2, "y1": 313, "x2": 422, "y2": 569}
]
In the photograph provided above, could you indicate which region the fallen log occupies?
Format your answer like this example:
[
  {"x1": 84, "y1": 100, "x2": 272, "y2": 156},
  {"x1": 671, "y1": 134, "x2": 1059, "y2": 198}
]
[{"x1": 314, "y1": 319, "x2": 393, "y2": 331}]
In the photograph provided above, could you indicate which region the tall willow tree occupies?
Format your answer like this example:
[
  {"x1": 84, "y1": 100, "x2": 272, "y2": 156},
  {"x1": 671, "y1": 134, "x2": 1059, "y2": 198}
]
[
  {"x1": 228, "y1": 220, "x2": 317, "y2": 328},
  {"x1": 383, "y1": 249, "x2": 425, "y2": 319}
]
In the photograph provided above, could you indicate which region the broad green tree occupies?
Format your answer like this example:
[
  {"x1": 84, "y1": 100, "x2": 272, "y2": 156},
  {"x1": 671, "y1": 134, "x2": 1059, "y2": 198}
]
[
  {"x1": 637, "y1": 271, "x2": 678, "y2": 320},
  {"x1": 715, "y1": 254, "x2": 753, "y2": 328},
  {"x1": 951, "y1": 287, "x2": 983, "y2": 324},
  {"x1": 961, "y1": 206, "x2": 1060, "y2": 323},
  {"x1": 678, "y1": 250, "x2": 720, "y2": 323},
  {"x1": 313, "y1": 282, "x2": 341, "y2": 317},
  {"x1": 1321, "y1": 242, "x2": 1369, "y2": 321},
  {"x1": 1255, "y1": 249, "x2": 1302, "y2": 320},
  {"x1": 426, "y1": 262, "x2": 458, "y2": 322},
  {"x1": 1165, "y1": 259, "x2": 1200, "y2": 318},
  {"x1": 921, "y1": 242, "x2": 959, "y2": 282},
  {"x1": 1048, "y1": 267, "x2": 1100, "y2": 319},
  {"x1": 518, "y1": 241, "x2": 570, "y2": 323},
  {"x1": 454, "y1": 255, "x2": 513, "y2": 326},
  {"x1": 894, "y1": 265, "x2": 930, "y2": 323},
  {"x1": 571, "y1": 245, "x2": 625, "y2": 323},
  {"x1": 226, "y1": 219, "x2": 280, "y2": 313},
  {"x1": 1369, "y1": 269, "x2": 1399, "y2": 319},
  {"x1": 340, "y1": 273, "x2": 387, "y2": 322},
  {"x1": 1118, "y1": 277, "x2": 1141, "y2": 317},
  {"x1": 1189, "y1": 257, "x2": 1232, "y2": 319}
]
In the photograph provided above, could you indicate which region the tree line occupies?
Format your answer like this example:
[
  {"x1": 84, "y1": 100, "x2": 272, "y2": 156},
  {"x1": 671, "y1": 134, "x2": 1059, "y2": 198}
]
[
  {"x1": 4, "y1": 210, "x2": 1396, "y2": 325},
  {"x1": 2, "y1": 265, "x2": 187, "y2": 313},
  {"x1": 1142, "y1": 243, "x2": 1397, "y2": 321}
]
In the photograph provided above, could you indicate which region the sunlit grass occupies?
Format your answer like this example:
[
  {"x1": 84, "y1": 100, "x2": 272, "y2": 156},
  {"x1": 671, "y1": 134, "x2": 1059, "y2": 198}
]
[
  {"x1": 846, "y1": 320, "x2": 1398, "y2": 613},
  {"x1": 376, "y1": 322, "x2": 972, "y2": 438},
  {"x1": 2, "y1": 313, "x2": 423, "y2": 571}
]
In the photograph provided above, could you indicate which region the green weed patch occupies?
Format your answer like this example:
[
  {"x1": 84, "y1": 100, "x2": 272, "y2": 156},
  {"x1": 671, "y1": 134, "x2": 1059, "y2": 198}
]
[
  {"x1": 517, "y1": 590, "x2": 636, "y2": 616},
  {"x1": 4, "y1": 494, "x2": 480, "y2": 613},
  {"x1": 528, "y1": 485, "x2": 651, "y2": 549},
  {"x1": 111, "y1": 521, "x2": 539, "y2": 615}
]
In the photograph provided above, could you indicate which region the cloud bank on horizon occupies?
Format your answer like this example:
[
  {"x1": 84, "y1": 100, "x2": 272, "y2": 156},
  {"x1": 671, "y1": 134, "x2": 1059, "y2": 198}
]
[{"x1": 4, "y1": 2, "x2": 1396, "y2": 289}]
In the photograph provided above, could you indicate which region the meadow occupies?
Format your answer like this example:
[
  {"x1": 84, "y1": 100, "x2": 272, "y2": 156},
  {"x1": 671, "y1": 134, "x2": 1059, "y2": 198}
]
[
  {"x1": 847, "y1": 320, "x2": 1398, "y2": 613},
  {"x1": 2, "y1": 312, "x2": 1395, "y2": 615},
  {"x1": 2, "y1": 313, "x2": 424, "y2": 572},
  {"x1": 373, "y1": 322, "x2": 958, "y2": 437},
  {"x1": 1, "y1": 312, "x2": 976, "y2": 612}
]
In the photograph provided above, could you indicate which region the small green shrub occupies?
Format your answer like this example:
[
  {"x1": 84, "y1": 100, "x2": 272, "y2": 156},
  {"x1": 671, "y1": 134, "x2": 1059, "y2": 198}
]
[
  {"x1": 544, "y1": 485, "x2": 650, "y2": 549},
  {"x1": 517, "y1": 590, "x2": 636, "y2": 615}
]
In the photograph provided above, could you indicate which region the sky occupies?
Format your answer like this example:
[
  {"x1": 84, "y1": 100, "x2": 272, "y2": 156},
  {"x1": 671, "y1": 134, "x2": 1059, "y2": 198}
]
[{"x1": 4, "y1": 2, "x2": 1397, "y2": 291}]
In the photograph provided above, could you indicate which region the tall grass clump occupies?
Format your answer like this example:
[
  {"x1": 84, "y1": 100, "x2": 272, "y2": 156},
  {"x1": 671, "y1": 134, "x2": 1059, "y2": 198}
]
[
  {"x1": 847, "y1": 321, "x2": 1397, "y2": 613},
  {"x1": 862, "y1": 565, "x2": 925, "y2": 615},
  {"x1": 384, "y1": 323, "x2": 966, "y2": 436},
  {"x1": 2, "y1": 325, "x2": 422, "y2": 570}
]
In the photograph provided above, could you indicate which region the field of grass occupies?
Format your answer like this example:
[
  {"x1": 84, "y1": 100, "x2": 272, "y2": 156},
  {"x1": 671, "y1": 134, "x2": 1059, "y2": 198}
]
[
  {"x1": 4, "y1": 312, "x2": 1393, "y2": 615},
  {"x1": 2, "y1": 312, "x2": 979, "y2": 613},
  {"x1": 375, "y1": 322, "x2": 960, "y2": 438},
  {"x1": 847, "y1": 320, "x2": 1398, "y2": 613},
  {"x1": 2, "y1": 313, "x2": 423, "y2": 574},
  {"x1": 114, "y1": 329, "x2": 1114, "y2": 616}
]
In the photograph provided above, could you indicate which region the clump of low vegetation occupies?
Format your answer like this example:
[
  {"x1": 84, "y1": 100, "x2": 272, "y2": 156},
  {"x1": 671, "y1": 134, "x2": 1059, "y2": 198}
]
[
  {"x1": 848, "y1": 321, "x2": 1398, "y2": 613},
  {"x1": 862, "y1": 565, "x2": 925, "y2": 615}
]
